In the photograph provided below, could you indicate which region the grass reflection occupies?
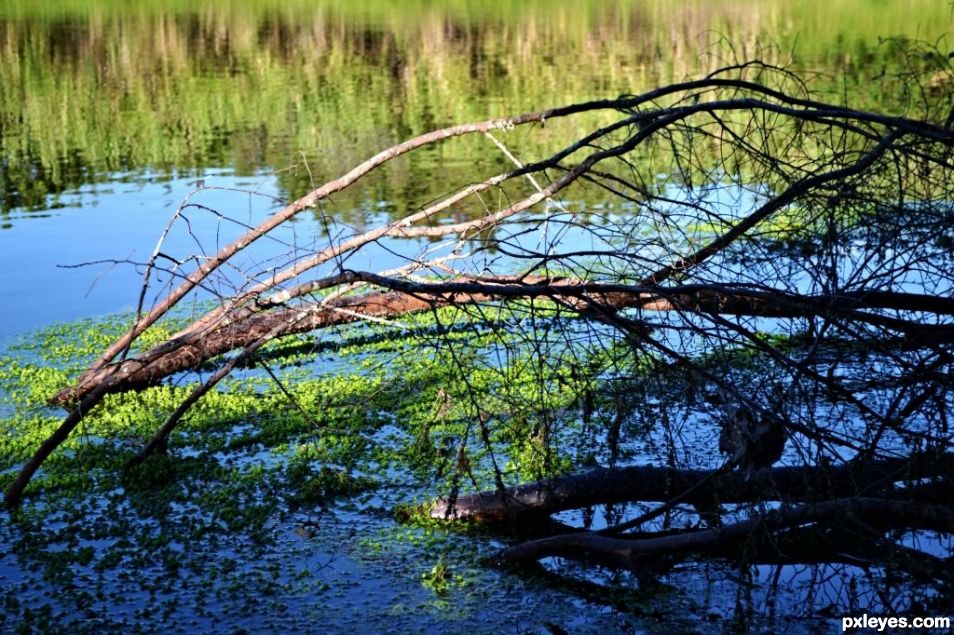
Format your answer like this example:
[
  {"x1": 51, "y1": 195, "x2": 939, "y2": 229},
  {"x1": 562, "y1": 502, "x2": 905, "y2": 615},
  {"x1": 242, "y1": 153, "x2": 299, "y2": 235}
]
[{"x1": 0, "y1": 0, "x2": 948, "y2": 213}]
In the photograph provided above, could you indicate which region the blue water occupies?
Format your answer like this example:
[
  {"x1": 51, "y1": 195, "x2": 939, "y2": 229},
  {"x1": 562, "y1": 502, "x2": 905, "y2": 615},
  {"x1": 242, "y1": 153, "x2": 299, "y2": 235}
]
[{"x1": 0, "y1": 170, "x2": 420, "y2": 343}]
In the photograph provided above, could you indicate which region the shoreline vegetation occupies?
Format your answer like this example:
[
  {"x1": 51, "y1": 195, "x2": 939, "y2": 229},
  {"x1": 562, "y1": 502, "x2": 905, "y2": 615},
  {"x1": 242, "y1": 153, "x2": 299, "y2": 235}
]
[{"x1": 1, "y1": 1, "x2": 949, "y2": 213}]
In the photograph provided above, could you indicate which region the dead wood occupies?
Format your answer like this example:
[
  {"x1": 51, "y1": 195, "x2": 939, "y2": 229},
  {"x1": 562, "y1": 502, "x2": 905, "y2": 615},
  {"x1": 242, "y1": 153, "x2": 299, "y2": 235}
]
[
  {"x1": 49, "y1": 280, "x2": 954, "y2": 406},
  {"x1": 6, "y1": 60, "x2": 953, "y2": 559},
  {"x1": 429, "y1": 453, "x2": 954, "y2": 524},
  {"x1": 490, "y1": 498, "x2": 954, "y2": 573}
]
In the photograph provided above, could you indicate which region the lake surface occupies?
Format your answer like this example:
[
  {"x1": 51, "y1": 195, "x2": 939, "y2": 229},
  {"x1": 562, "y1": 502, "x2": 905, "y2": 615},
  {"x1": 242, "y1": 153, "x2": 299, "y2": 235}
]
[
  {"x1": 0, "y1": 0, "x2": 948, "y2": 339},
  {"x1": 0, "y1": 1, "x2": 950, "y2": 632}
]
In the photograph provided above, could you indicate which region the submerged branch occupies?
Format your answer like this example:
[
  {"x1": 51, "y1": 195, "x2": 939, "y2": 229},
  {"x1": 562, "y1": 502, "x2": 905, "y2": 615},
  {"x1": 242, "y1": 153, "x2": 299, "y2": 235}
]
[
  {"x1": 491, "y1": 498, "x2": 954, "y2": 572},
  {"x1": 428, "y1": 453, "x2": 954, "y2": 524}
]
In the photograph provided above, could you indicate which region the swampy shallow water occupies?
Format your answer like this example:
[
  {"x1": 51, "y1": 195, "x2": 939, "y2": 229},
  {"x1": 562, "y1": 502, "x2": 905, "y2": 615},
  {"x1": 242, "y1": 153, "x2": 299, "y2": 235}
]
[{"x1": 0, "y1": 2, "x2": 951, "y2": 633}]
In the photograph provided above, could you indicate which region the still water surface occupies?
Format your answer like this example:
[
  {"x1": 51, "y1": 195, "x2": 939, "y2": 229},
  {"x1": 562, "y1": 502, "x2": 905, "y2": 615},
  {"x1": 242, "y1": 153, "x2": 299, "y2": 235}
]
[
  {"x1": 0, "y1": 2, "x2": 949, "y2": 632},
  {"x1": 0, "y1": 0, "x2": 947, "y2": 339}
]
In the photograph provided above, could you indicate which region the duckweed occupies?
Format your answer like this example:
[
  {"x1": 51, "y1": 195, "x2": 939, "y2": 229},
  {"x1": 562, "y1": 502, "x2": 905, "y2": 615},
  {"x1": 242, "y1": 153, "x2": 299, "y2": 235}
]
[{"x1": 2, "y1": 307, "x2": 655, "y2": 631}]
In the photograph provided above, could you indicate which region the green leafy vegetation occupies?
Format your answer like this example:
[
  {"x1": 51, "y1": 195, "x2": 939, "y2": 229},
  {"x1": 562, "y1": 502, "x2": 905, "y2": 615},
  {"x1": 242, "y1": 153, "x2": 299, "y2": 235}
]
[{"x1": 0, "y1": 305, "x2": 645, "y2": 630}]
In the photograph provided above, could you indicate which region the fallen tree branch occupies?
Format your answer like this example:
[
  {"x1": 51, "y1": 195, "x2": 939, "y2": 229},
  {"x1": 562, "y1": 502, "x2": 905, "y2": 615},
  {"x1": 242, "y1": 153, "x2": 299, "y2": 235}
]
[
  {"x1": 429, "y1": 453, "x2": 954, "y2": 524},
  {"x1": 6, "y1": 66, "x2": 952, "y2": 515},
  {"x1": 490, "y1": 498, "x2": 954, "y2": 572},
  {"x1": 50, "y1": 279, "x2": 954, "y2": 404}
]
